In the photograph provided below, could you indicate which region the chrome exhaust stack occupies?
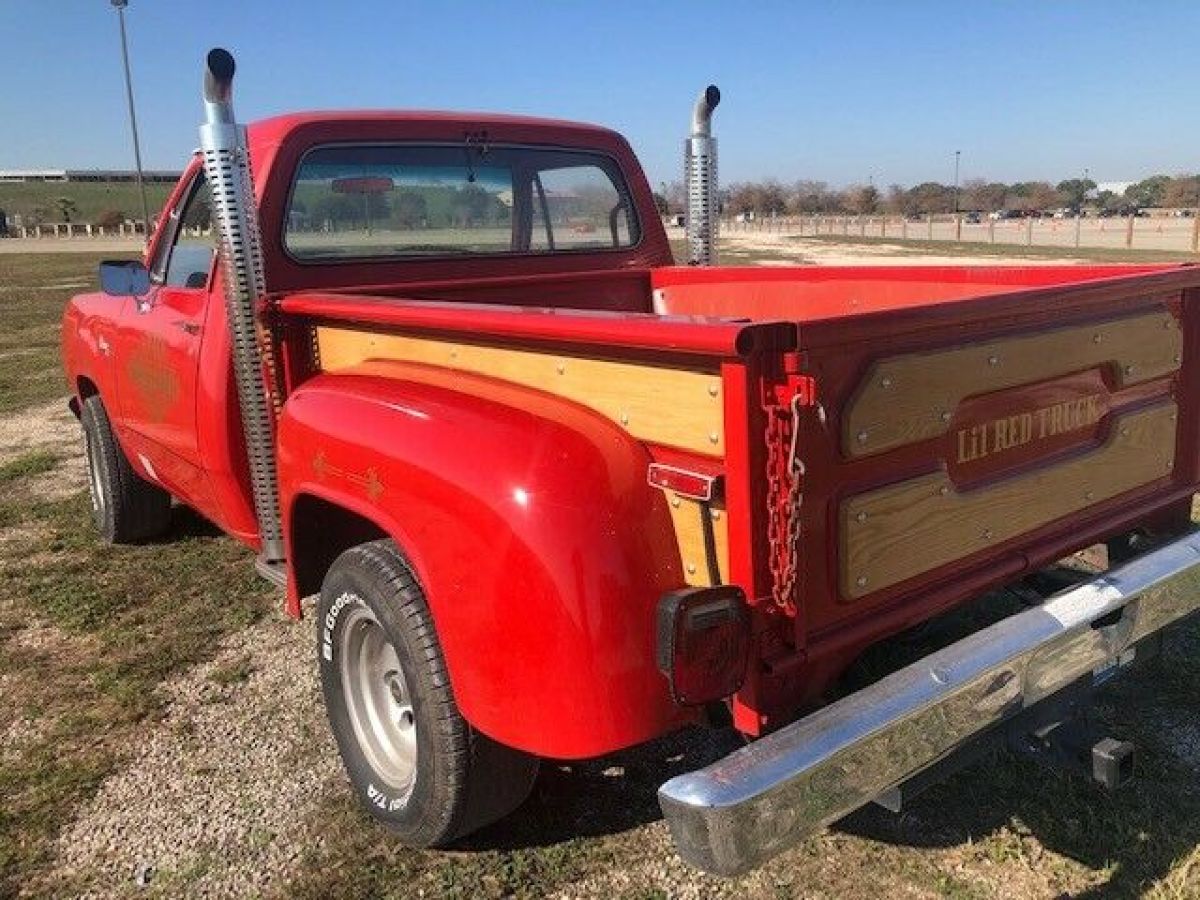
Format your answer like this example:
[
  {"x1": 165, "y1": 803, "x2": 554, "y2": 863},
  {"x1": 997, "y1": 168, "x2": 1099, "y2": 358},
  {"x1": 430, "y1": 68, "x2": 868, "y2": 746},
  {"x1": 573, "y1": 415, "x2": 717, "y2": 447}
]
[
  {"x1": 199, "y1": 48, "x2": 285, "y2": 564},
  {"x1": 685, "y1": 85, "x2": 721, "y2": 266}
]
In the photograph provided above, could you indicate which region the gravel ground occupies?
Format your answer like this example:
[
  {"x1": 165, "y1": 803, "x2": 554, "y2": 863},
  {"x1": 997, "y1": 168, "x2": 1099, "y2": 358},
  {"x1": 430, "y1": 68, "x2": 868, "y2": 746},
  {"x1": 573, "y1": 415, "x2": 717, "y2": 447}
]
[
  {"x1": 44, "y1": 604, "x2": 342, "y2": 899},
  {"x1": 710, "y1": 226, "x2": 1089, "y2": 266},
  {"x1": 719, "y1": 230, "x2": 1085, "y2": 266},
  {"x1": 0, "y1": 561, "x2": 96, "y2": 765},
  {"x1": 0, "y1": 398, "x2": 76, "y2": 464},
  {"x1": 1158, "y1": 713, "x2": 1200, "y2": 770},
  {"x1": 0, "y1": 396, "x2": 86, "y2": 500},
  {"x1": 0, "y1": 238, "x2": 144, "y2": 255},
  {"x1": 546, "y1": 823, "x2": 765, "y2": 900},
  {"x1": 0, "y1": 395, "x2": 340, "y2": 900}
]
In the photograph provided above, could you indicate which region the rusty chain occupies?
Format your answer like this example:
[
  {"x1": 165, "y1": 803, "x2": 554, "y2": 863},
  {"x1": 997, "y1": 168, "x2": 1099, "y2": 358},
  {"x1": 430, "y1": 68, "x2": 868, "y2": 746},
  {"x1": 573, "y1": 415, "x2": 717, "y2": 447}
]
[{"x1": 763, "y1": 389, "x2": 805, "y2": 615}]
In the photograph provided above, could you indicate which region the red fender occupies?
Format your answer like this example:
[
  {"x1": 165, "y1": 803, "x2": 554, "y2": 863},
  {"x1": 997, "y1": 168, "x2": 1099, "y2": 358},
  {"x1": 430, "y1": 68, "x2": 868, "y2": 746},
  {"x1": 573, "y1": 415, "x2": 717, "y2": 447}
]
[
  {"x1": 61, "y1": 292, "x2": 125, "y2": 414},
  {"x1": 276, "y1": 360, "x2": 696, "y2": 759}
]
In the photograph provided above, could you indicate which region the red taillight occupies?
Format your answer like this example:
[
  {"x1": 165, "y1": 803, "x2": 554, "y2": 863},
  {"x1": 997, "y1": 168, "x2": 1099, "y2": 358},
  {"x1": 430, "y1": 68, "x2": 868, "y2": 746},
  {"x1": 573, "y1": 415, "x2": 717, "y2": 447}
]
[{"x1": 656, "y1": 586, "x2": 750, "y2": 705}]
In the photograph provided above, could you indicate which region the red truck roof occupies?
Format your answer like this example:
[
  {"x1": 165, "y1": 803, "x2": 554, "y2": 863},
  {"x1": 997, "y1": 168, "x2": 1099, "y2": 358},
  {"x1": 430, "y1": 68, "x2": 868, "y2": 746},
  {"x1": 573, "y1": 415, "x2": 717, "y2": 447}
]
[
  {"x1": 248, "y1": 110, "x2": 624, "y2": 149},
  {"x1": 236, "y1": 109, "x2": 672, "y2": 292}
]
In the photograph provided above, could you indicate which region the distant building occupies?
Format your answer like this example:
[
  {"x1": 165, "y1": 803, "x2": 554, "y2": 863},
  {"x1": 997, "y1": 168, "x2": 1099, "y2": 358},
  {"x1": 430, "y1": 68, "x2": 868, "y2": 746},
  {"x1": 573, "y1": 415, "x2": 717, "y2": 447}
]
[
  {"x1": 0, "y1": 169, "x2": 181, "y2": 184},
  {"x1": 1094, "y1": 181, "x2": 1134, "y2": 197}
]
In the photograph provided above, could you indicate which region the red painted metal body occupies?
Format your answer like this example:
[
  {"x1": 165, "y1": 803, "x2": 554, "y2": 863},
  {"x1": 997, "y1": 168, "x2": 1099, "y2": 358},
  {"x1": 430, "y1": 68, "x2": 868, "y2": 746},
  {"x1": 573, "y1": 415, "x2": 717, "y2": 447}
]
[
  {"x1": 61, "y1": 110, "x2": 1200, "y2": 758},
  {"x1": 64, "y1": 155, "x2": 258, "y2": 544},
  {"x1": 277, "y1": 362, "x2": 698, "y2": 757}
]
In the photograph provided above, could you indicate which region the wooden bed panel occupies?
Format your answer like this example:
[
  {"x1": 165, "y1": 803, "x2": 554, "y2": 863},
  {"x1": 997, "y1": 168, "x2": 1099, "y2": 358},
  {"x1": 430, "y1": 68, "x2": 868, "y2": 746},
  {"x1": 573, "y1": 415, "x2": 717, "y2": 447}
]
[
  {"x1": 840, "y1": 400, "x2": 1178, "y2": 600},
  {"x1": 665, "y1": 496, "x2": 729, "y2": 587},
  {"x1": 843, "y1": 309, "x2": 1182, "y2": 458},
  {"x1": 316, "y1": 326, "x2": 725, "y2": 456}
]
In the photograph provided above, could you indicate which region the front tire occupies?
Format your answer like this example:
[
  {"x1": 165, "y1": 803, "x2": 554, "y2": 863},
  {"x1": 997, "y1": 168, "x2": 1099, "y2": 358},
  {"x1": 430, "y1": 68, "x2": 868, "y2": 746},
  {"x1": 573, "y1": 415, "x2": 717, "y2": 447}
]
[
  {"x1": 318, "y1": 540, "x2": 539, "y2": 845},
  {"x1": 80, "y1": 395, "x2": 171, "y2": 543}
]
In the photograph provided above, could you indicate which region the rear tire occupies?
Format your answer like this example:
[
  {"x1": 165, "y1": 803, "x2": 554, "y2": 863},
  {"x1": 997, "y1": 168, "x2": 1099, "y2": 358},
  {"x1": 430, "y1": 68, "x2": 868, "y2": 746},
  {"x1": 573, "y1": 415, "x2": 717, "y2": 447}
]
[
  {"x1": 318, "y1": 539, "x2": 539, "y2": 845},
  {"x1": 80, "y1": 395, "x2": 171, "y2": 543}
]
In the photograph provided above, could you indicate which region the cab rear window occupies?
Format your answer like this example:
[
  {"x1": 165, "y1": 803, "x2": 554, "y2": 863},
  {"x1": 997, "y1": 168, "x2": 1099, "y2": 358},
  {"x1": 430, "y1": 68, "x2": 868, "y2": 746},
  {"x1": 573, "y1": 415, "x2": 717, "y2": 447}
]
[{"x1": 284, "y1": 144, "x2": 640, "y2": 261}]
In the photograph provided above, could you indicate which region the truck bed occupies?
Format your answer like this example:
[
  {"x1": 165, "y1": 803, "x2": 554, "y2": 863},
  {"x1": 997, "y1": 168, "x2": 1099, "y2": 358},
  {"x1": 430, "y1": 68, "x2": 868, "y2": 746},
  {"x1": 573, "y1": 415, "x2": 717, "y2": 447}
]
[
  {"x1": 666, "y1": 264, "x2": 1197, "y2": 685},
  {"x1": 278, "y1": 261, "x2": 1198, "y2": 721},
  {"x1": 650, "y1": 263, "x2": 1177, "y2": 321}
]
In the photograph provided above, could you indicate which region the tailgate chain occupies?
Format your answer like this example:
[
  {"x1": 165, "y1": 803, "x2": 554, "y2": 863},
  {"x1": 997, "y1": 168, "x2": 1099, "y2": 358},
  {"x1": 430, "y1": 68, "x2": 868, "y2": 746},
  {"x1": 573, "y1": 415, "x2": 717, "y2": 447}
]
[{"x1": 763, "y1": 388, "x2": 807, "y2": 615}]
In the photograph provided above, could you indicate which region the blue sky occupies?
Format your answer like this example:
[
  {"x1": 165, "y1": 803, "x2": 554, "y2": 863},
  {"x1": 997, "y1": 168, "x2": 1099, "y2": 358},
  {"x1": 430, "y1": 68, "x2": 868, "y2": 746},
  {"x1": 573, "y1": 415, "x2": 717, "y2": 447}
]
[{"x1": 4, "y1": 1, "x2": 1199, "y2": 189}]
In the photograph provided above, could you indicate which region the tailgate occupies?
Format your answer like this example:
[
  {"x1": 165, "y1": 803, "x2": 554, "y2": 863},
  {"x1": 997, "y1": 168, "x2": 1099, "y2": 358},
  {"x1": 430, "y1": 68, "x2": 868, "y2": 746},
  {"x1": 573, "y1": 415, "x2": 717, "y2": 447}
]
[{"x1": 792, "y1": 273, "x2": 1198, "y2": 638}]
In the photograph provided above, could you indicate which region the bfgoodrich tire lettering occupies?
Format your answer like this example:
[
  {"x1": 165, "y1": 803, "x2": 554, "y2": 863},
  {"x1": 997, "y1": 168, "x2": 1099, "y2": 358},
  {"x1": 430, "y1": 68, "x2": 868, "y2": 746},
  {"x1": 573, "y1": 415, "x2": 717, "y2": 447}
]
[
  {"x1": 79, "y1": 395, "x2": 171, "y2": 543},
  {"x1": 318, "y1": 539, "x2": 539, "y2": 845}
]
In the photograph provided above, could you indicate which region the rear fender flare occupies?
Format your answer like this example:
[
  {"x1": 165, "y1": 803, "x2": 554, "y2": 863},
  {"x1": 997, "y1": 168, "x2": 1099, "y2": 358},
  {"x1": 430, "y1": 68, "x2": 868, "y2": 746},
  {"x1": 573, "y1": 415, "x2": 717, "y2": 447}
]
[{"x1": 278, "y1": 363, "x2": 694, "y2": 759}]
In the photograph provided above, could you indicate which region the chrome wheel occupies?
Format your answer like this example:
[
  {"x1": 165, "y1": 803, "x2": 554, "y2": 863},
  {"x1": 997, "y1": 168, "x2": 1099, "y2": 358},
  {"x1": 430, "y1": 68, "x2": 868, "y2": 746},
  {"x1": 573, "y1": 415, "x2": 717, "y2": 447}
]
[
  {"x1": 338, "y1": 602, "x2": 418, "y2": 797},
  {"x1": 83, "y1": 429, "x2": 106, "y2": 520}
]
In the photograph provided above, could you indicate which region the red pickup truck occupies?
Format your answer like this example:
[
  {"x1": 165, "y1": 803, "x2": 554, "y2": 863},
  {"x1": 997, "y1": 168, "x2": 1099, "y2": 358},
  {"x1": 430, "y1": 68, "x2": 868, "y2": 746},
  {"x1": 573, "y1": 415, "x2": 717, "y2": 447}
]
[{"x1": 63, "y1": 50, "x2": 1200, "y2": 874}]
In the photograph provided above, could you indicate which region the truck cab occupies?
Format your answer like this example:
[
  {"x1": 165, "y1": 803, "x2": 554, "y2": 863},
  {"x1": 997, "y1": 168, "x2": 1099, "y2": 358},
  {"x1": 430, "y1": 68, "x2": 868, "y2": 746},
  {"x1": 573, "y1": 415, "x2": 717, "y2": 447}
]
[
  {"x1": 64, "y1": 108, "x2": 674, "y2": 544},
  {"x1": 62, "y1": 50, "x2": 1200, "y2": 874}
]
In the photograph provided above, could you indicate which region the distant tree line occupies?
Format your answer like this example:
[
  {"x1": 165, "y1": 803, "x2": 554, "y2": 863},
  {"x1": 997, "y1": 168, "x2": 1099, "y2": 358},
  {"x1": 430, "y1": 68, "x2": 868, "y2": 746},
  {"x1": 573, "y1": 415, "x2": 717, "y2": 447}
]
[
  {"x1": 290, "y1": 183, "x2": 509, "y2": 231},
  {"x1": 657, "y1": 173, "x2": 1200, "y2": 218}
]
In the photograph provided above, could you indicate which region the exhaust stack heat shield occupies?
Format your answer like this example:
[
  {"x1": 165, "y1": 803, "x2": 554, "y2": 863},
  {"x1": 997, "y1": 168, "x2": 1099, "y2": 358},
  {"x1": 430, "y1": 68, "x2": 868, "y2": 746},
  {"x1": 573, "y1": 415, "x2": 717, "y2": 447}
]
[{"x1": 198, "y1": 48, "x2": 285, "y2": 563}]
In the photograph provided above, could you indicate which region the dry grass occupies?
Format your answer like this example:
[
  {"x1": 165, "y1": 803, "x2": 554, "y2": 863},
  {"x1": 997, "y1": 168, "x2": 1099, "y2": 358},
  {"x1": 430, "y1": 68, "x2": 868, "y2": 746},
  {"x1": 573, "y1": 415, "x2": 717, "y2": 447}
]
[
  {"x1": 0, "y1": 254, "x2": 274, "y2": 897},
  {"x1": 0, "y1": 252, "x2": 135, "y2": 414},
  {"x1": 0, "y1": 491, "x2": 273, "y2": 898}
]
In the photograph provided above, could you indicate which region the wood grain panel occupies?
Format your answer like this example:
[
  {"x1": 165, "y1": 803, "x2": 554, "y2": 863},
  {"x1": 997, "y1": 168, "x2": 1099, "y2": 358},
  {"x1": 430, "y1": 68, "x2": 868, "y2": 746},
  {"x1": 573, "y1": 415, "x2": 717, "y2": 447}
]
[
  {"x1": 840, "y1": 401, "x2": 1178, "y2": 600},
  {"x1": 316, "y1": 326, "x2": 725, "y2": 455},
  {"x1": 665, "y1": 496, "x2": 729, "y2": 587},
  {"x1": 844, "y1": 309, "x2": 1182, "y2": 457}
]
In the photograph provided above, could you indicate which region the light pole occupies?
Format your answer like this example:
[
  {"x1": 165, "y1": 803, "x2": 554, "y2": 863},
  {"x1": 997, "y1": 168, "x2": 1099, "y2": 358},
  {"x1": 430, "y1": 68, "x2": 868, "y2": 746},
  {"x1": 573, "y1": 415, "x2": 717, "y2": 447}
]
[
  {"x1": 953, "y1": 150, "x2": 962, "y2": 240},
  {"x1": 1075, "y1": 166, "x2": 1088, "y2": 248},
  {"x1": 111, "y1": 0, "x2": 151, "y2": 242}
]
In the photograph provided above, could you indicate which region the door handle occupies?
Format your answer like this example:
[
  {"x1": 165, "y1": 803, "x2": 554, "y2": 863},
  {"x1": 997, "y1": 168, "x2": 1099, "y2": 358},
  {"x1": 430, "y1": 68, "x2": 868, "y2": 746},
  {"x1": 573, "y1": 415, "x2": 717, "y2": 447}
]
[{"x1": 174, "y1": 321, "x2": 201, "y2": 336}]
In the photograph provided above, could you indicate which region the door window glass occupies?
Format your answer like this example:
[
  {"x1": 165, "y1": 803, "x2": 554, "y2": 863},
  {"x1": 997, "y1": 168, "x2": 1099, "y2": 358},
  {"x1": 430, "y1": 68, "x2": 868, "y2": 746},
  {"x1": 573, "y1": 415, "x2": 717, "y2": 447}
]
[{"x1": 151, "y1": 174, "x2": 216, "y2": 288}]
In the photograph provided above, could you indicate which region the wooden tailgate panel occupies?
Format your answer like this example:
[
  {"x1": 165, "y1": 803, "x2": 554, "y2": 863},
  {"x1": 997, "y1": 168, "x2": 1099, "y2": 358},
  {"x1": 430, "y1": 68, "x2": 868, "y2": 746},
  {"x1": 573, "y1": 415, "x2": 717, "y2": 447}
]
[
  {"x1": 840, "y1": 401, "x2": 1178, "y2": 599},
  {"x1": 832, "y1": 304, "x2": 1184, "y2": 603},
  {"x1": 843, "y1": 309, "x2": 1182, "y2": 458}
]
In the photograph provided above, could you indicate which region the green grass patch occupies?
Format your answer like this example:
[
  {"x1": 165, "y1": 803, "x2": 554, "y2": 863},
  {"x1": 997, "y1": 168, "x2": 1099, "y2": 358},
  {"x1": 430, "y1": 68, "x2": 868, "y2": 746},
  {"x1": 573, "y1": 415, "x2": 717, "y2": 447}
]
[
  {"x1": 0, "y1": 491, "x2": 273, "y2": 896},
  {"x1": 0, "y1": 180, "x2": 174, "y2": 225},
  {"x1": 0, "y1": 449, "x2": 59, "y2": 483},
  {"x1": 0, "y1": 252, "x2": 135, "y2": 414},
  {"x1": 209, "y1": 653, "x2": 255, "y2": 686}
]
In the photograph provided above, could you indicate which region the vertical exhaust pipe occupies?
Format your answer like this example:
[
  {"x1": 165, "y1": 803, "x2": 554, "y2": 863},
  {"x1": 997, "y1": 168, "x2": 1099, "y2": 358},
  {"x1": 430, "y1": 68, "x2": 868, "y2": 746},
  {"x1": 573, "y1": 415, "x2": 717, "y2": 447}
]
[
  {"x1": 685, "y1": 85, "x2": 721, "y2": 266},
  {"x1": 199, "y1": 48, "x2": 285, "y2": 565}
]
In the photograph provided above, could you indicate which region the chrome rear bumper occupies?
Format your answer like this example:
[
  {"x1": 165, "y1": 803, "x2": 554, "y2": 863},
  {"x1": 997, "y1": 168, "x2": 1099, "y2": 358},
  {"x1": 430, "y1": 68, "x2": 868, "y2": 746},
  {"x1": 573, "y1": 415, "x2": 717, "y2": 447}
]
[{"x1": 658, "y1": 528, "x2": 1200, "y2": 875}]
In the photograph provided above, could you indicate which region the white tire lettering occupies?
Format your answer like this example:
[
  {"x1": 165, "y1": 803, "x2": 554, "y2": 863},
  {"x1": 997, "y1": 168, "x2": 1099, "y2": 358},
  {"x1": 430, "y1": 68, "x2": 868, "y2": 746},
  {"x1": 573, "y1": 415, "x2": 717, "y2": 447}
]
[
  {"x1": 367, "y1": 783, "x2": 389, "y2": 810},
  {"x1": 366, "y1": 782, "x2": 406, "y2": 813},
  {"x1": 321, "y1": 590, "x2": 357, "y2": 664}
]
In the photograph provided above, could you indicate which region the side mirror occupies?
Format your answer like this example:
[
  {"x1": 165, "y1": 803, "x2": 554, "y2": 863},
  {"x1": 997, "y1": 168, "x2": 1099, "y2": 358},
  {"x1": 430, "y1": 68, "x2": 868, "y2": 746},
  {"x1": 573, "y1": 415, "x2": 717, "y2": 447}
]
[{"x1": 99, "y1": 260, "x2": 150, "y2": 297}]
